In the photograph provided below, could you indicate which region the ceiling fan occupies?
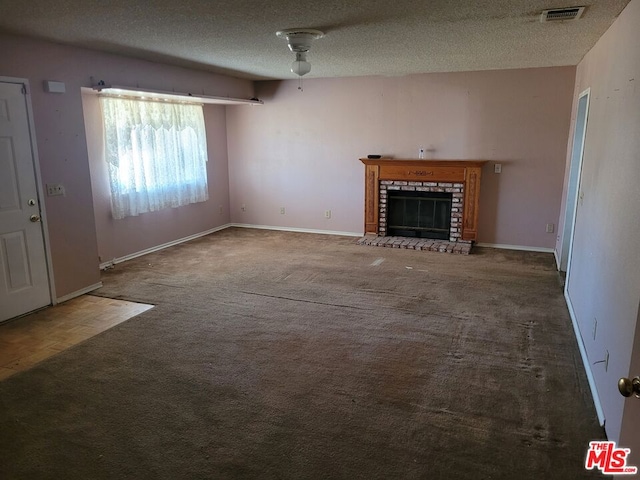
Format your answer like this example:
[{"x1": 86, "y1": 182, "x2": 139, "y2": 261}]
[{"x1": 276, "y1": 28, "x2": 325, "y2": 77}]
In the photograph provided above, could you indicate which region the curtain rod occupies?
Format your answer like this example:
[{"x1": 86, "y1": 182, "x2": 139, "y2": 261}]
[{"x1": 88, "y1": 84, "x2": 263, "y2": 106}]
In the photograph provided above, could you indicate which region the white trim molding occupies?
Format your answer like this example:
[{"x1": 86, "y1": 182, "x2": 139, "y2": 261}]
[
  {"x1": 98, "y1": 223, "x2": 362, "y2": 271},
  {"x1": 475, "y1": 242, "x2": 555, "y2": 253},
  {"x1": 99, "y1": 224, "x2": 231, "y2": 270},
  {"x1": 231, "y1": 229, "x2": 559, "y2": 248},
  {"x1": 564, "y1": 290, "x2": 605, "y2": 426},
  {"x1": 56, "y1": 282, "x2": 103, "y2": 303},
  {"x1": 230, "y1": 223, "x2": 362, "y2": 237}
]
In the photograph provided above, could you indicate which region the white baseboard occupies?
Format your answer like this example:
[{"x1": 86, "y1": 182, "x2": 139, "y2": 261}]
[
  {"x1": 554, "y1": 249, "x2": 561, "y2": 269},
  {"x1": 476, "y1": 242, "x2": 554, "y2": 253},
  {"x1": 564, "y1": 289, "x2": 605, "y2": 426},
  {"x1": 99, "y1": 224, "x2": 232, "y2": 270},
  {"x1": 56, "y1": 282, "x2": 103, "y2": 303},
  {"x1": 229, "y1": 229, "x2": 556, "y2": 249},
  {"x1": 98, "y1": 227, "x2": 554, "y2": 269},
  {"x1": 229, "y1": 223, "x2": 362, "y2": 237}
]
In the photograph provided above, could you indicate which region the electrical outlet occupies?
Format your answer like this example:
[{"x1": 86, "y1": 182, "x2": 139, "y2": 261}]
[
  {"x1": 546, "y1": 223, "x2": 555, "y2": 233},
  {"x1": 494, "y1": 164, "x2": 502, "y2": 174},
  {"x1": 241, "y1": 204, "x2": 246, "y2": 212},
  {"x1": 325, "y1": 210, "x2": 331, "y2": 219},
  {"x1": 280, "y1": 207, "x2": 285, "y2": 215},
  {"x1": 218, "y1": 205, "x2": 223, "y2": 214},
  {"x1": 46, "y1": 183, "x2": 65, "y2": 196}
]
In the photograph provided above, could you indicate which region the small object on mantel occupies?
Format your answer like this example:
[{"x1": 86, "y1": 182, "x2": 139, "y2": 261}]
[{"x1": 367, "y1": 154, "x2": 382, "y2": 159}]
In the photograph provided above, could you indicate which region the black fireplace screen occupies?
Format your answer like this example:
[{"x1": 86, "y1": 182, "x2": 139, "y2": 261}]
[{"x1": 387, "y1": 190, "x2": 452, "y2": 240}]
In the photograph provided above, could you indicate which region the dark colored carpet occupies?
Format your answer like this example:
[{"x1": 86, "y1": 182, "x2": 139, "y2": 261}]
[{"x1": 0, "y1": 228, "x2": 606, "y2": 479}]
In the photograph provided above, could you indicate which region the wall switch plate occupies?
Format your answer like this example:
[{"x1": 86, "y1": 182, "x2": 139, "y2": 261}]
[
  {"x1": 546, "y1": 223, "x2": 555, "y2": 233},
  {"x1": 325, "y1": 210, "x2": 331, "y2": 219},
  {"x1": 241, "y1": 204, "x2": 246, "y2": 212},
  {"x1": 494, "y1": 163, "x2": 502, "y2": 174},
  {"x1": 218, "y1": 205, "x2": 223, "y2": 214},
  {"x1": 280, "y1": 207, "x2": 285, "y2": 215},
  {"x1": 46, "y1": 183, "x2": 65, "y2": 196}
]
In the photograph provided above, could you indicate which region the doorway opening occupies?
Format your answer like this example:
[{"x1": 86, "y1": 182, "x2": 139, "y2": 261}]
[{"x1": 560, "y1": 88, "x2": 590, "y2": 273}]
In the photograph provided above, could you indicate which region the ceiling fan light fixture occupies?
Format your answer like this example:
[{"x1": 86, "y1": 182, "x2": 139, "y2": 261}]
[
  {"x1": 277, "y1": 28, "x2": 324, "y2": 77},
  {"x1": 291, "y1": 52, "x2": 311, "y2": 76},
  {"x1": 276, "y1": 29, "x2": 324, "y2": 51}
]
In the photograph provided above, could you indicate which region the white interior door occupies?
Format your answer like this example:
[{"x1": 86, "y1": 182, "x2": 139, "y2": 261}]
[{"x1": 0, "y1": 81, "x2": 51, "y2": 322}]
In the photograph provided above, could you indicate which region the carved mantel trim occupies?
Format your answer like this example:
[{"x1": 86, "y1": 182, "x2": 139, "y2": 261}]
[{"x1": 359, "y1": 159, "x2": 487, "y2": 241}]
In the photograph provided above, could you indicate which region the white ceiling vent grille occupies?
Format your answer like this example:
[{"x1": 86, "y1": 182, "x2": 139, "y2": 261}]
[{"x1": 540, "y1": 6, "x2": 585, "y2": 22}]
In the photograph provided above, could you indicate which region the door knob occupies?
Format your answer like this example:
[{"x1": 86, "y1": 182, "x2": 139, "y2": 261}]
[
  {"x1": 618, "y1": 376, "x2": 640, "y2": 398},
  {"x1": 29, "y1": 214, "x2": 40, "y2": 222}
]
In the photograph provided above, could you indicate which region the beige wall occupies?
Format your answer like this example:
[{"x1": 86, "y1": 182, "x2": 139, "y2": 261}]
[
  {"x1": 0, "y1": 33, "x2": 252, "y2": 298},
  {"x1": 226, "y1": 67, "x2": 576, "y2": 249},
  {"x1": 559, "y1": 0, "x2": 640, "y2": 456}
]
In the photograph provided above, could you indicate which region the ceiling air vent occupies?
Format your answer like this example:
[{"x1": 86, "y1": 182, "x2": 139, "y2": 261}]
[{"x1": 540, "y1": 6, "x2": 585, "y2": 22}]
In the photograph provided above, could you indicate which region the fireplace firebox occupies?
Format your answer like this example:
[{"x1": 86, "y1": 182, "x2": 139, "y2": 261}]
[{"x1": 387, "y1": 191, "x2": 452, "y2": 239}]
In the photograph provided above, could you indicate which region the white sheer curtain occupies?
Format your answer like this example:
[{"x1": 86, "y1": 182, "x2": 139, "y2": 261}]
[{"x1": 100, "y1": 96, "x2": 209, "y2": 219}]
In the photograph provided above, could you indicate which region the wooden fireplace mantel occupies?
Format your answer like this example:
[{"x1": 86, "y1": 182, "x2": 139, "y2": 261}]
[{"x1": 359, "y1": 159, "x2": 487, "y2": 241}]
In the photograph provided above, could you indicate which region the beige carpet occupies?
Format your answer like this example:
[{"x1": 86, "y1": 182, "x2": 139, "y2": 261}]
[{"x1": 0, "y1": 228, "x2": 605, "y2": 479}]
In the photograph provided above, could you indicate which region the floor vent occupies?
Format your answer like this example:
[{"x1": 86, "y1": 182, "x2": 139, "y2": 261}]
[{"x1": 540, "y1": 6, "x2": 585, "y2": 22}]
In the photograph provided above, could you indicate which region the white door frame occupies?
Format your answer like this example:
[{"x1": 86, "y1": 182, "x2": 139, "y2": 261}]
[
  {"x1": 1, "y1": 76, "x2": 57, "y2": 306},
  {"x1": 562, "y1": 87, "x2": 605, "y2": 424},
  {"x1": 564, "y1": 88, "x2": 590, "y2": 291},
  {"x1": 559, "y1": 88, "x2": 591, "y2": 273}
]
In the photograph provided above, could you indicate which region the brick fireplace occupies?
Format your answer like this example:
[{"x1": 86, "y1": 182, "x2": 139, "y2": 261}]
[{"x1": 359, "y1": 159, "x2": 486, "y2": 251}]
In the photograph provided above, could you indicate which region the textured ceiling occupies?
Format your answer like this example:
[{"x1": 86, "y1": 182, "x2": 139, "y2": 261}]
[{"x1": 0, "y1": 0, "x2": 631, "y2": 80}]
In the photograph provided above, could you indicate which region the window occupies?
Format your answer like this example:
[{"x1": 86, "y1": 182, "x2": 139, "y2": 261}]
[{"x1": 100, "y1": 96, "x2": 209, "y2": 219}]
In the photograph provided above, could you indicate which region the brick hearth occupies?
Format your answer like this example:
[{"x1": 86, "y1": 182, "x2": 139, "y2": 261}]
[{"x1": 356, "y1": 235, "x2": 472, "y2": 255}]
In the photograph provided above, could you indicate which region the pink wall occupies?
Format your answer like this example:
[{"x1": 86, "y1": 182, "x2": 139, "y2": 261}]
[
  {"x1": 82, "y1": 94, "x2": 231, "y2": 263},
  {"x1": 559, "y1": 0, "x2": 640, "y2": 453},
  {"x1": 0, "y1": 33, "x2": 252, "y2": 298},
  {"x1": 226, "y1": 67, "x2": 576, "y2": 248}
]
